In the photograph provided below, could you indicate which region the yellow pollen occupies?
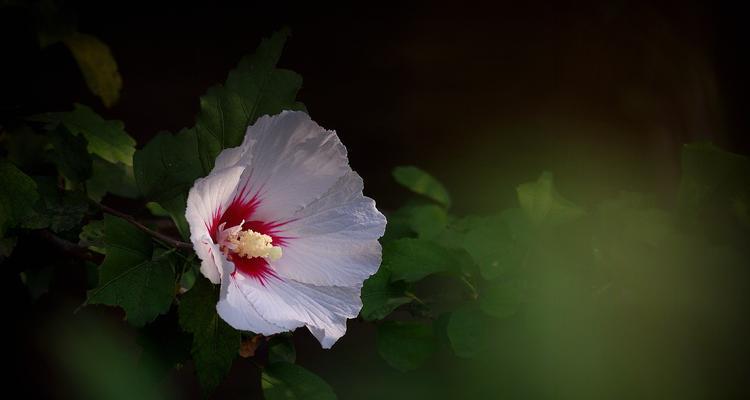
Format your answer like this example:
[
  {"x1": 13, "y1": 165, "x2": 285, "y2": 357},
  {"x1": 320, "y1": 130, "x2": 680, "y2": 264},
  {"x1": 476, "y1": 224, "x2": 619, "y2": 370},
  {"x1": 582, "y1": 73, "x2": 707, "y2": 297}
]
[{"x1": 228, "y1": 229, "x2": 283, "y2": 261}]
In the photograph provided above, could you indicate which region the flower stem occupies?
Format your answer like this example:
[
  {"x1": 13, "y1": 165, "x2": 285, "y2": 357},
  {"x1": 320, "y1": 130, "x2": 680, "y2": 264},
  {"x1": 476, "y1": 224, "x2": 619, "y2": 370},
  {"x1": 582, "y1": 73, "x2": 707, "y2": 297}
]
[{"x1": 98, "y1": 204, "x2": 194, "y2": 251}]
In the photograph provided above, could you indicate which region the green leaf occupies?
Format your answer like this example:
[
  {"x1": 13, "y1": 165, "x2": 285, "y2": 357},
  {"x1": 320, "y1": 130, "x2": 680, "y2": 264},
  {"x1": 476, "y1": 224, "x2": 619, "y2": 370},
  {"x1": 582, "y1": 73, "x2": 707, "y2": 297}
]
[
  {"x1": 479, "y1": 279, "x2": 525, "y2": 319},
  {"x1": 22, "y1": 179, "x2": 89, "y2": 233},
  {"x1": 447, "y1": 307, "x2": 487, "y2": 359},
  {"x1": 516, "y1": 171, "x2": 585, "y2": 226},
  {"x1": 392, "y1": 166, "x2": 451, "y2": 208},
  {"x1": 376, "y1": 321, "x2": 437, "y2": 372},
  {"x1": 2, "y1": 124, "x2": 48, "y2": 170},
  {"x1": 462, "y1": 208, "x2": 532, "y2": 280},
  {"x1": 79, "y1": 219, "x2": 106, "y2": 254},
  {"x1": 268, "y1": 335, "x2": 296, "y2": 364},
  {"x1": 32, "y1": 104, "x2": 136, "y2": 165},
  {"x1": 87, "y1": 215, "x2": 176, "y2": 326},
  {"x1": 47, "y1": 125, "x2": 92, "y2": 183},
  {"x1": 146, "y1": 202, "x2": 170, "y2": 217},
  {"x1": 360, "y1": 268, "x2": 412, "y2": 321},
  {"x1": 194, "y1": 29, "x2": 303, "y2": 171},
  {"x1": 408, "y1": 204, "x2": 448, "y2": 239},
  {"x1": 262, "y1": 362, "x2": 337, "y2": 400},
  {"x1": 383, "y1": 238, "x2": 456, "y2": 282},
  {"x1": 62, "y1": 33, "x2": 122, "y2": 108},
  {"x1": 133, "y1": 128, "x2": 204, "y2": 238},
  {"x1": 179, "y1": 275, "x2": 240, "y2": 395},
  {"x1": 86, "y1": 156, "x2": 138, "y2": 202},
  {"x1": 0, "y1": 160, "x2": 38, "y2": 236}
]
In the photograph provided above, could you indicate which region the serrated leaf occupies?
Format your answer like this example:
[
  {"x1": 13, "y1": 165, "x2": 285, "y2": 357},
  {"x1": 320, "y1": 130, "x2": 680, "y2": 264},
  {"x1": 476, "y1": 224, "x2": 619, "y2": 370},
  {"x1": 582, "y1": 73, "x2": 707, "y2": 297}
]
[
  {"x1": 32, "y1": 104, "x2": 136, "y2": 165},
  {"x1": 87, "y1": 215, "x2": 175, "y2": 326},
  {"x1": 194, "y1": 29, "x2": 303, "y2": 172},
  {"x1": 133, "y1": 128, "x2": 204, "y2": 239},
  {"x1": 360, "y1": 268, "x2": 412, "y2": 321},
  {"x1": 62, "y1": 33, "x2": 122, "y2": 108},
  {"x1": 462, "y1": 208, "x2": 532, "y2": 280},
  {"x1": 47, "y1": 125, "x2": 92, "y2": 183},
  {"x1": 86, "y1": 156, "x2": 138, "y2": 202},
  {"x1": 268, "y1": 335, "x2": 296, "y2": 364},
  {"x1": 392, "y1": 166, "x2": 451, "y2": 208},
  {"x1": 0, "y1": 160, "x2": 38, "y2": 236},
  {"x1": 179, "y1": 275, "x2": 240, "y2": 395},
  {"x1": 377, "y1": 321, "x2": 437, "y2": 372},
  {"x1": 516, "y1": 171, "x2": 585, "y2": 226},
  {"x1": 383, "y1": 238, "x2": 456, "y2": 282},
  {"x1": 262, "y1": 362, "x2": 337, "y2": 400}
]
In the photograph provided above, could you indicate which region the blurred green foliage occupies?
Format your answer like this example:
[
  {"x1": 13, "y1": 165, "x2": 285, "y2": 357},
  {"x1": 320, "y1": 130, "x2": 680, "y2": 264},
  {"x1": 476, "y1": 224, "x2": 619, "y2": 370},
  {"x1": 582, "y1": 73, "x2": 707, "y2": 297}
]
[{"x1": 1, "y1": 23, "x2": 748, "y2": 399}]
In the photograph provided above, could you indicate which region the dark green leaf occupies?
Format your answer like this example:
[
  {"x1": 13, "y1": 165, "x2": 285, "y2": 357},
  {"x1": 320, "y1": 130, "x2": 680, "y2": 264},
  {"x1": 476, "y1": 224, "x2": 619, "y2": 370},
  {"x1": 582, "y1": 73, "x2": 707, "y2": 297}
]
[
  {"x1": 79, "y1": 219, "x2": 106, "y2": 254},
  {"x1": 179, "y1": 275, "x2": 240, "y2": 395},
  {"x1": 262, "y1": 362, "x2": 337, "y2": 400},
  {"x1": 136, "y1": 310, "x2": 192, "y2": 379},
  {"x1": 133, "y1": 129, "x2": 204, "y2": 238},
  {"x1": 462, "y1": 208, "x2": 532, "y2": 280},
  {"x1": 194, "y1": 29, "x2": 303, "y2": 171},
  {"x1": 47, "y1": 125, "x2": 92, "y2": 183},
  {"x1": 0, "y1": 160, "x2": 38, "y2": 235},
  {"x1": 377, "y1": 321, "x2": 437, "y2": 372},
  {"x1": 87, "y1": 215, "x2": 175, "y2": 326},
  {"x1": 516, "y1": 171, "x2": 585, "y2": 226},
  {"x1": 268, "y1": 335, "x2": 296, "y2": 364},
  {"x1": 2, "y1": 124, "x2": 48, "y2": 170},
  {"x1": 392, "y1": 166, "x2": 451, "y2": 208},
  {"x1": 383, "y1": 238, "x2": 456, "y2": 282},
  {"x1": 32, "y1": 104, "x2": 136, "y2": 165},
  {"x1": 447, "y1": 307, "x2": 487, "y2": 359},
  {"x1": 146, "y1": 202, "x2": 170, "y2": 217},
  {"x1": 360, "y1": 268, "x2": 412, "y2": 321},
  {"x1": 22, "y1": 179, "x2": 89, "y2": 233},
  {"x1": 86, "y1": 155, "x2": 138, "y2": 202},
  {"x1": 408, "y1": 204, "x2": 448, "y2": 239}
]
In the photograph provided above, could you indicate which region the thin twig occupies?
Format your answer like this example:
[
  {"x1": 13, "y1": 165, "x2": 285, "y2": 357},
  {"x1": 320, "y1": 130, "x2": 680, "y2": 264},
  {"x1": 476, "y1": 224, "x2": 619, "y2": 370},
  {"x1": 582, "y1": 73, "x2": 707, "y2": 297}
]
[
  {"x1": 37, "y1": 230, "x2": 100, "y2": 262},
  {"x1": 98, "y1": 204, "x2": 194, "y2": 250}
]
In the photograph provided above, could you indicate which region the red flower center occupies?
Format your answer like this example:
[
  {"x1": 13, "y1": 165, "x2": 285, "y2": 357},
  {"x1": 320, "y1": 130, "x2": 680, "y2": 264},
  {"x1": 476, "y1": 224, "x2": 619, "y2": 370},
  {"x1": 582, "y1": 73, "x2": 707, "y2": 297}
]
[{"x1": 207, "y1": 187, "x2": 291, "y2": 283}]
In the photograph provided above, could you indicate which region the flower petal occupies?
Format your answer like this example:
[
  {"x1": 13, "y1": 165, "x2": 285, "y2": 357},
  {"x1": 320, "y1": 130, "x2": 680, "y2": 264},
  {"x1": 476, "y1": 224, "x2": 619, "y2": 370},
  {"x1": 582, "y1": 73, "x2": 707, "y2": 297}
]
[
  {"x1": 212, "y1": 111, "x2": 352, "y2": 222},
  {"x1": 271, "y1": 172, "x2": 387, "y2": 287},
  {"x1": 218, "y1": 261, "x2": 361, "y2": 348},
  {"x1": 186, "y1": 166, "x2": 245, "y2": 282}
]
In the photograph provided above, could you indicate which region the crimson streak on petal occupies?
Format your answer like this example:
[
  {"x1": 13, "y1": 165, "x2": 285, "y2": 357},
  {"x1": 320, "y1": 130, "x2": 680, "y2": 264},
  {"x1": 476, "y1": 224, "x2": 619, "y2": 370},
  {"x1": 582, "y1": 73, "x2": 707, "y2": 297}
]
[{"x1": 207, "y1": 183, "x2": 293, "y2": 283}]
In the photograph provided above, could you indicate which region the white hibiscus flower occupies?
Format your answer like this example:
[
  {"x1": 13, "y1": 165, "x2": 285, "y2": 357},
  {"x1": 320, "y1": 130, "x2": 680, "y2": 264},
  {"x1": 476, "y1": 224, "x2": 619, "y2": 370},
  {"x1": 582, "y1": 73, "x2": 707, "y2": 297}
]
[{"x1": 185, "y1": 111, "x2": 386, "y2": 348}]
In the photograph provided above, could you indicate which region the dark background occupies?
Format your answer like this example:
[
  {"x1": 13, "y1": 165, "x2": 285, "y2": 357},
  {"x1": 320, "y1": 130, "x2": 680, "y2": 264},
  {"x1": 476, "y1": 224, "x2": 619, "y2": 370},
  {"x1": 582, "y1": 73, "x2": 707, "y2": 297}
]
[{"x1": 3, "y1": 1, "x2": 749, "y2": 398}]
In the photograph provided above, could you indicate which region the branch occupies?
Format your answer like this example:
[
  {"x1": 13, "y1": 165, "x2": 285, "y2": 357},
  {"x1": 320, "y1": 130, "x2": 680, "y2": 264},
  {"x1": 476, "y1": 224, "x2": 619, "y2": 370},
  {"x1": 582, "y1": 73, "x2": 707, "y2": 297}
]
[
  {"x1": 37, "y1": 230, "x2": 101, "y2": 262},
  {"x1": 98, "y1": 204, "x2": 194, "y2": 250}
]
